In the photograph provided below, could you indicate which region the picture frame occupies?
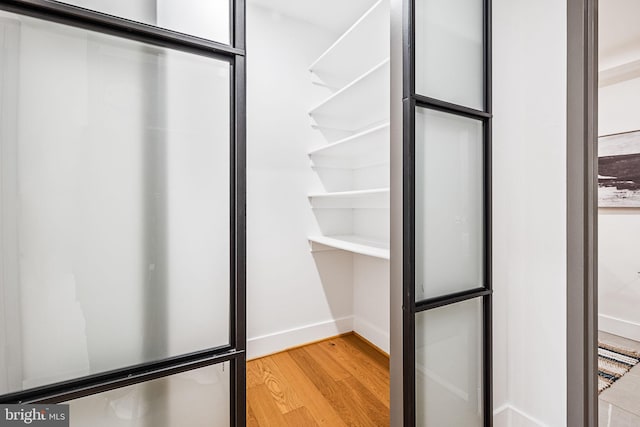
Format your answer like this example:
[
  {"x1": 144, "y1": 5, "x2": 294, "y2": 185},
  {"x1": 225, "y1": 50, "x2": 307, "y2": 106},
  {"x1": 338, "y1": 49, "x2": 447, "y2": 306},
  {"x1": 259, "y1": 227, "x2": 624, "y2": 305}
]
[{"x1": 598, "y1": 130, "x2": 640, "y2": 207}]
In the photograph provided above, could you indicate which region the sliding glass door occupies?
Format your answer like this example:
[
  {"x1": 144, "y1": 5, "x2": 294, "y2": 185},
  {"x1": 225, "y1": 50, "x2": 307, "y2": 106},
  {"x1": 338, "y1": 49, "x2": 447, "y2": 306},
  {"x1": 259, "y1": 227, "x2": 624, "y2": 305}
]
[
  {"x1": 0, "y1": 0, "x2": 245, "y2": 425},
  {"x1": 402, "y1": 0, "x2": 492, "y2": 424}
]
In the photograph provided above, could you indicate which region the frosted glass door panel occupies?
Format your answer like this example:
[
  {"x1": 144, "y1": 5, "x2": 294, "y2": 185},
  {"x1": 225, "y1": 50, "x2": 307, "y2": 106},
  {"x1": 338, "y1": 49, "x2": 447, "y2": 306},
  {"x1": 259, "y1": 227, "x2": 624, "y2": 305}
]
[
  {"x1": 415, "y1": 108, "x2": 483, "y2": 301},
  {"x1": 415, "y1": 298, "x2": 483, "y2": 427},
  {"x1": 415, "y1": 0, "x2": 484, "y2": 110},
  {"x1": 68, "y1": 362, "x2": 230, "y2": 427},
  {"x1": 57, "y1": 0, "x2": 230, "y2": 44},
  {"x1": 0, "y1": 12, "x2": 230, "y2": 394}
]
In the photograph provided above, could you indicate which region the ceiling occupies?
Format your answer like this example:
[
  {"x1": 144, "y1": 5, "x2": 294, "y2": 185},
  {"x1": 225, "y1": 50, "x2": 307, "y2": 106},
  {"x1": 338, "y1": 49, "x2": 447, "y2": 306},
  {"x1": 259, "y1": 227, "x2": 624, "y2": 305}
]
[
  {"x1": 247, "y1": 0, "x2": 377, "y2": 35},
  {"x1": 599, "y1": 0, "x2": 640, "y2": 68},
  {"x1": 247, "y1": 0, "x2": 639, "y2": 69}
]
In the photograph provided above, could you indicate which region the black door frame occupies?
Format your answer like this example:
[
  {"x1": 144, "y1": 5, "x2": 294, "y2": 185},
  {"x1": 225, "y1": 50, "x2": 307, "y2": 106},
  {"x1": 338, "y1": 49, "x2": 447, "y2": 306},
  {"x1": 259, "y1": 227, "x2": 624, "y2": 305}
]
[
  {"x1": 391, "y1": 0, "x2": 598, "y2": 425},
  {"x1": 401, "y1": 0, "x2": 493, "y2": 425},
  {"x1": 0, "y1": 1, "x2": 246, "y2": 425}
]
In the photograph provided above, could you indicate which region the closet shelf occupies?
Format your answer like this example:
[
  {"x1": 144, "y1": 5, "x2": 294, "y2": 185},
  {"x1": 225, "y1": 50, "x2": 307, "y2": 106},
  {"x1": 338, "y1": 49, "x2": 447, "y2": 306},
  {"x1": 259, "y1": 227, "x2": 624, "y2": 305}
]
[
  {"x1": 308, "y1": 235, "x2": 390, "y2": 259},
  {"x1": 308, "y1": 188, "x2": 389, "y2": 208},
  {"x1": 309, "y1": 0, "x2": 389, "y2": 88},
  {"x1": 308, "y1": 59, "x2": 390, "y2": 132},
  {"x1": 309, "y1": 122, "x2": 389, "y2": 169},
  {"x1": 308, "y1": 188, "x2": 388, "y2": 198}
]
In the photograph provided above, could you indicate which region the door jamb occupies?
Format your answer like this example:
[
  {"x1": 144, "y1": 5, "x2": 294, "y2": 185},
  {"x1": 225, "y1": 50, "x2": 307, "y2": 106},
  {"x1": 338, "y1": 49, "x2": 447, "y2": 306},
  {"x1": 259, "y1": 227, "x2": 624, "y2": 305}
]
[{"x1": 567, "y1": 0, "x2": 598, "y2": 425}]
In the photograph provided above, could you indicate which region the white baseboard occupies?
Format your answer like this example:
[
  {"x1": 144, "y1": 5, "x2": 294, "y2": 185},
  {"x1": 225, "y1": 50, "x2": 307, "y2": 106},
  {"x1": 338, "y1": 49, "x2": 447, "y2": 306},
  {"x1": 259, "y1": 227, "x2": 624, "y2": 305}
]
[
  {"x1": 493, "y1": 404, "x2": 511, "y2": 427},
  {"x1": 599, "y1": 314, "x2": 640, "y2": 342},
  {"x1": 247, "y1": 316, "x2": 354, "y2": 359},
  {"x1": 493, "y1": 404, "x2": 547, "y2": 427},
  {"x1": 353, "y1": 316, "x2": 390, "y2": 354}
]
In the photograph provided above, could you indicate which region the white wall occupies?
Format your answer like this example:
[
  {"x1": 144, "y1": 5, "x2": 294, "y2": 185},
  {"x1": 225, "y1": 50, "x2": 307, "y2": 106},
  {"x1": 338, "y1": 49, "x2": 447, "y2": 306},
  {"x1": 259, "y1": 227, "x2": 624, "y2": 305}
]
[
  {"x1": 493, "y1": 0, "x2": 567, "y2": 425},
  {"x1": 598, "y1": 77, "x2": 640, "y2": 342},
  {"x1": 246, "y1": 5, "x2": 355, "y2": 359},
  {"x1": 353, "y1": 256, "x2": 390, "y2": 352}
]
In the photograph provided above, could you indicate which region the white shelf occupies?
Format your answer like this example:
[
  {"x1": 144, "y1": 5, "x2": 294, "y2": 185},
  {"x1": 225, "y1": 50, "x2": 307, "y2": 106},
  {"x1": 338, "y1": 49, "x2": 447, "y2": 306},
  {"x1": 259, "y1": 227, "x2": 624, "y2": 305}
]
[
  {"x1": 309, "y1": 0, "x2": 389, "y2": 88},
  {"x1": 309, "y1": 123, "x2": 389, "y2": 169},
  {"x1": 308, "y1": 235, "x2": 390, "y2": 259},
  {"x1": 308, "y1": 188, "x2": 388, "y2": 198},
  {"x1": 307, "y1": 1, "x2": 390, "y2": 264},
  {"x1": 308, "y1": 188, "x2": 389, "y2": 208},
  {"x1": 308, "y1": 59, "x2": 390, "y2": 131},
  {"x1": 599, "y1": 59, "x2": 640, "y2": 87}
]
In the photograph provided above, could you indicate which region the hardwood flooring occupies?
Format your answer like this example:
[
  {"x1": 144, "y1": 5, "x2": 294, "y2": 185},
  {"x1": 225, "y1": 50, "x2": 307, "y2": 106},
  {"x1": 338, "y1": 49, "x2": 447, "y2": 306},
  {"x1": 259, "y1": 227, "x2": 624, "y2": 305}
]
[{"x1": 246, "y1": 333, "x2": 390, "y2": 426}]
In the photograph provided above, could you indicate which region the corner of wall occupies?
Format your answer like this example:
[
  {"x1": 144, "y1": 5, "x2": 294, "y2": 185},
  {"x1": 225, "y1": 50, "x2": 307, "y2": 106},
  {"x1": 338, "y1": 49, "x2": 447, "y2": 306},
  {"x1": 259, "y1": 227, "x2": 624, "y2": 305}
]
[
  {"x1": 494, "y1": 404, "x2": 550, "y2": 427},
  {"x1": 246, "y1": 316, "x2": 354, "y2": 360}
]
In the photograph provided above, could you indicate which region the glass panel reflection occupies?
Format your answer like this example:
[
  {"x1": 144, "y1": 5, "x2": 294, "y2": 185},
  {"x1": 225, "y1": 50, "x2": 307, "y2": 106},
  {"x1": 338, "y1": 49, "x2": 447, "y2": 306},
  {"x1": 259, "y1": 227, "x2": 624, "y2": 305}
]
[
  {"x1": 0, "y1": 11, "x2": 230, "y2": 394},
  {"x1": 57, "y1": 0, "x2": 230, "y2": 44},
  {"x1": 415, "y1": 107, "x2": 484, "y2": 301},
  {"x1": 415, "y1": 298, "x2": 484, "y2": 426},
  {"x1": 415, "y1": 0, "x2": 484, "y2": 110},
  {"x1": 68, "y1": 362, "x2": 230, "y2": 427}
]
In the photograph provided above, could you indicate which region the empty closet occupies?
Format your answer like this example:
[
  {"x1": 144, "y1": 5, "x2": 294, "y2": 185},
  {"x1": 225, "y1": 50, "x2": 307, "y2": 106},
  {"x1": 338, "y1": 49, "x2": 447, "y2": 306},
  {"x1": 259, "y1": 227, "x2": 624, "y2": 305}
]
[{"x1": 247, "y1": 0, "x2": 390, "y2": 359}]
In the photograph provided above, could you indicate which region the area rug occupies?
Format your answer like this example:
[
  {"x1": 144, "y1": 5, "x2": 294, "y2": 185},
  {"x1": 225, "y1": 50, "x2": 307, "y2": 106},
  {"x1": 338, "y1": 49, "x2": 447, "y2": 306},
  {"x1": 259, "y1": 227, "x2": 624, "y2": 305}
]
[{"x1": 598, "y1": 343, "x2": 640, "y2": 393}]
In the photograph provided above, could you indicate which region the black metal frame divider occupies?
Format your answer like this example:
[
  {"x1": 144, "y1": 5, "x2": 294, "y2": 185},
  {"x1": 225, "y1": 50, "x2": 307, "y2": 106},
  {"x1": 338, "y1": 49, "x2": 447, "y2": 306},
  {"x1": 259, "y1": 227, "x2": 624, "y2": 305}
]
[
  {"x1": 0, "y1": 0, "x2": 247, "y2": 425},
  {"x1": 402, "y1": 0, "x2": 492, "y2": 425}
]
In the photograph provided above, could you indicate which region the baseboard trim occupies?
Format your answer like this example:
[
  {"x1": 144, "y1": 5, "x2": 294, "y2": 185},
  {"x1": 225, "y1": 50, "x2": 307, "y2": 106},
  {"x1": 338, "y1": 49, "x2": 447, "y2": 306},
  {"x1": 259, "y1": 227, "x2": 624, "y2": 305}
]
[
  {"x1": 247, "y1": 316, "x2": 354, "y2": 360},
  {"x1": 493, "y1": 404, "x2": 547, "y2": 427},
  {"x1": 352, "y1": 331, "x2": 389, "y2": 358},
  {"x1": 353, "y1": 316, "x2": 390, "y2": 354},
  {"x1": 493, "y1": 404, "x2": 511, "y2": 427},
  {"x1": 599, "y1": 314, "x2": 640, "y2": 342}
]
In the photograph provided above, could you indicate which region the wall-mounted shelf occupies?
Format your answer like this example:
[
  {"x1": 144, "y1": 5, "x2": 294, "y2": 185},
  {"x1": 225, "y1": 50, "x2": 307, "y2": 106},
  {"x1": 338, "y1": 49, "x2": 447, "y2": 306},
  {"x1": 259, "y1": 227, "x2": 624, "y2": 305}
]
[
  {"x1": 308, "y1": 235, "x2": 390, "y2": 259},
  {"x1": 309, "y1": 123, "x2": 389, "y2": 169},
  {"x1": 308, "y1": 59, "x2": 389, "y2": 131},
  {"x1": 309, "y1": 0, "x2": 389, "y2": 88},
  {"x1": 308, "y1": 188, "x2": 389, "y2": 208},
  {"x1": 599, "y1": 59, "x2": 640, "y2": 87},
  {"x1": 305, "y1": 0, "x2": 391, "y2": 353}
]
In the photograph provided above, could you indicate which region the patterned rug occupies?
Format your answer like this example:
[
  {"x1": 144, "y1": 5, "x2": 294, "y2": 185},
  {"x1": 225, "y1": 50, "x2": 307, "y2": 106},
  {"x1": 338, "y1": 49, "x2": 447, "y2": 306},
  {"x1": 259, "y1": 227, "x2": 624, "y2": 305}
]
[{"x1": 598, "y1": 343, "x2": 640, "y2": 393}]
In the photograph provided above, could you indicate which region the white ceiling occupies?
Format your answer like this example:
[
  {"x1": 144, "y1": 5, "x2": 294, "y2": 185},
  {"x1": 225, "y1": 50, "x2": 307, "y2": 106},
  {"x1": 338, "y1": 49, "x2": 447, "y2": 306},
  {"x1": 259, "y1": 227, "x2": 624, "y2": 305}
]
[
  {"x1": 599, "y1": 0, "x2": 640, "y2": 68},
  {"x1": 247, "y1": 0, "x2": 377, "y2": 35},
  {"x1": 246, "y1": 0, "x2": 637, "y2": 62}
]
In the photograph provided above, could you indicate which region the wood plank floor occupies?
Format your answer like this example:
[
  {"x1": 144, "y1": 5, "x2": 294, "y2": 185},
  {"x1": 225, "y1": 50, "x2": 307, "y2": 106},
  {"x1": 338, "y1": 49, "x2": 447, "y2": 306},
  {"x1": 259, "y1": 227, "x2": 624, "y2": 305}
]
[{"x1": 246, "y1": 333, "x2": 390, "y2": 426}]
